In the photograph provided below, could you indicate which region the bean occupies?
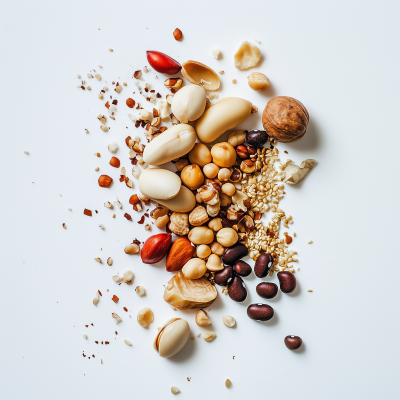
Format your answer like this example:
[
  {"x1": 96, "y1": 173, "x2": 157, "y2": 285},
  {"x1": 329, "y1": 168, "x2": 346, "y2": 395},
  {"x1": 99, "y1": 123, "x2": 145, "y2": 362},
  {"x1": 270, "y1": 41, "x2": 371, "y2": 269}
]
[
  {"x1": 247, "y1": 304, "x2": 274, "y2": 321},
  {"x1": 228, "y1": 275, "x2": 247, "y2": 302},
  {"x1": 277, "y1": 271, "x2": 296, "y2": 293},
  {"x1": 222, "y1": 244, "x2": 248, "y2": 266},
  {"x1": 233, "y1": 260, "x2": 252, "y2": 277},
  {"x1": 256, "y1": 282, "x2": 278, "y2": 299},
  {"x1": 254, "y1": 253, "x2": 273, "y2": 278},
  {"x1": 213, "y1": 266, "x2": 233, "y2": 286},
  {"x1": 284, "y1": 335, "x2": 302, "y2": 350}
]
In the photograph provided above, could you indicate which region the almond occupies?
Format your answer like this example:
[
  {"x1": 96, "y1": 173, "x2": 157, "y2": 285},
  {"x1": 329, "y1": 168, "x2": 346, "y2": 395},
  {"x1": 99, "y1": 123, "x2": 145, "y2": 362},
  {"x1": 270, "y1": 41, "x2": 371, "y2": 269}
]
[
  {"x1": 109, "y1": 157, "x2": 120, "y2": 168},
  {"x1": 98, "y1": 175, "x2": 113, "y2": 188},
  {"x1": 166, "y1": 237, "x2": 195, "y2": 272}
]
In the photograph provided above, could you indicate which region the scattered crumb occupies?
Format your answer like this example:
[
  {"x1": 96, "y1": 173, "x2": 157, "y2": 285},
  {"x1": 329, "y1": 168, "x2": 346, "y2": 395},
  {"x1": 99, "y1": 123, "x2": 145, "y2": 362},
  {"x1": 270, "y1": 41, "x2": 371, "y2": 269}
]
[
  {"x1": 124, "y1": 339, "x2": 132, "y2": 346},
  {"x1": 83, "y1": 334, "x2": 88, "y2": 339},
  {"x1": 95, "y1": 167, "x2": 99, "y2": 171},
  {"x1": 24, "y1": 150, "x2": 29, "y2": 155},
  {"x1": 109, "y1": 48, "x2": 113, "y2": 52},
  {"x1": 62, "y1": 223, "x2": 66, "y2": 229},
  {"x1": 219, "y1": 70, "x2": 224, "y2": 75},
  {"x1": 232, "y1": 79, "x2": 237, "y2": 84},
  {"x1": 308, "y1": 240, "x2": 313, "y2": 244},
  {"x1": 225, "y1": 379, "x2": 232, "y2": 388},
  {"x1": 308, "y1": 289, "x2": 313, "y2": 292}
]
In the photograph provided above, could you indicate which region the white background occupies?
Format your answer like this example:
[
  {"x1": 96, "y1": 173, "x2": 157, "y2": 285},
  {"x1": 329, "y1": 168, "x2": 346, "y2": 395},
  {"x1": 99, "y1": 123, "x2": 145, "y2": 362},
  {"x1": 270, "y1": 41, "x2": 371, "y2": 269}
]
[{"x1": 0, "y1": 0, "x2": 399, "y2": 399}]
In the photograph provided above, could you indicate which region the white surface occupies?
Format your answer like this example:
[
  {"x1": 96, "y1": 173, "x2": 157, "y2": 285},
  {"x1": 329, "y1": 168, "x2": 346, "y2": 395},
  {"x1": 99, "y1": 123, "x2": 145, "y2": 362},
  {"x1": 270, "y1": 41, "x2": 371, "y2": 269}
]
[{"x1": 0, "y1": 1, "x2": 399, "y2": 399}]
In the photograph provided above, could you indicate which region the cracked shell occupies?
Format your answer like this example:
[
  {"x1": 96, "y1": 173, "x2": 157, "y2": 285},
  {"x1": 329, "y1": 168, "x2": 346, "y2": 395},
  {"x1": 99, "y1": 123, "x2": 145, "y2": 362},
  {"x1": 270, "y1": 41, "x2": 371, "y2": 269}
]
[{"x1": 181, "y1": 60, "x2": 220, "y2": 91}]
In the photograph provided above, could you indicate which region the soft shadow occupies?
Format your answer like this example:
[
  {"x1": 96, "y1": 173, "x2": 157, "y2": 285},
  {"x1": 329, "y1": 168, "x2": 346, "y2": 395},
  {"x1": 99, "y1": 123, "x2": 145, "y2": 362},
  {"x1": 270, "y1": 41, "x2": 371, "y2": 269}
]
[
  {"x1": 288, "y1": 118, "x2": 323, "y2": 152},
  {"x1": 257, "y1": 82, "x2": 278, "y2": 99},
  {"x1": 208, "y1": 290, "x2": 225, "y2": 311},
  {"x1": 293, "y1": 342, "x2": 306, "y2": 354},
  {"x1": 287, "y1": 280, "x2": 301, "y2": 297},
  {"x1": 168, "y1": 334, "x2": 197, "y2": 363}
]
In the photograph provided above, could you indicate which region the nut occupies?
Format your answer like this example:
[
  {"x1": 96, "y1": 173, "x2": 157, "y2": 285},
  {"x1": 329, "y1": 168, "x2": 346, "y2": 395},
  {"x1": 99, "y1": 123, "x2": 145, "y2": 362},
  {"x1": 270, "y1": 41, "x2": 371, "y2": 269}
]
[
  {"x1": 218, "y1": 168, "x2": 232, "y2": 182},
  {"x1": 175, "y1": 158, "x2": 189, "y2": 171},
  {"x1": 254, "y1": 253, "x2": 274, "y2": 278},
  {"x1": 150, "y1": 206, "x2": 168, "y2": 220},
  {"x1": 237, "y1": 215, "x2": 254, "y2": 232},
  {"x1": 234, "y1": 41, "x2": 261, "y2": 70},
  {"x1": 202, "y1": 331, "x2": 216, "y2": 342},
  {"x1": 231, "y1": 190, "x2": 248, "y2": 212},
  {"x1": 137, "y1": 307, "x2": 154, "y2": 327},
  {"x1": 211, "y1": 48, "x2": 221, "y2": 59},
  {"x1": 229, "y1": 167, "x2": 242, "y2": 183},
  {"x1": 112, "y1": 313, "x2": 122, "y2": 324},
  {"x1": 203, "y1": 163, "x2": 219, "y2": 179},
  {"x1": 171, "y1": 387, "x2": 180, "y2": 395},
  {"x1": 219, "y1": 192, "x2": 232, "y2": 207},
  {"x1": 124, "y1": 243, "x2": 140, "y2": 254},
  {"x1": 208, "y1": 218, "x2": 222, "y2": 232},
  {"x1": 225, "y1": 379, "x2": 232, "y2": 388},
  {"x1": 262, "y1": 96, "x2": 309, "y2": 143},
  {"x1": 135, "y1": 286, "x2": 146, "y2": 296},
  {"x1": 154, "y1": 318, "x2": 190, "y2": 358},
  {"x1": 211, "y1": 142, "x2": 236, "y2": 168},
  {"x1": 247, "y1": 72, "x2": 270, "y2": 92},
  {"x1": 141, "y1": 233, "x2": 172, "y2": 264},
  {"x1": 217, "y1": 228, "x2": 238, "y2": 247},
  {"x1": 210, "y1": 241, "x2": 225, "y2": 256},
  {"x1": 188, "y1": 227, "x2": 214, "y2": 245},
  {"x1": 173, "y1": 28, "x2": 183, "y2": 41},
  {"x1": 247, "y1": 304, "x2": 274, "y2": 321},
  {"x1": 129, "y1": 194, "x2": 143, "y2": 212},
  {"x1": 282, "y1": 159, "x2": 316, "y2": 185},
  {"x1": 189, "y1": 206, "x2": 209, "y2": 226},
  {"x1": 181, "y1": 60, "x2": 220, "y2": 91},
  {"x1": 181, "y1": 164, "x2": 204, "y2": 190},
  {"x1": 98, "y1": 175, "x2": 113, "y2": 188},
  {"x1": 195, "y1": 310, "x2": 211, "y2": 327},
  {"x1": 196, "y1": 244, "x2": 211, "y2": 259},
  {"x1": 155, "y1": 214, "x2": 169, "y2": 228},
  {"x1": 246, "y1": 130, "x2": 269, "y2": 147},
  {"x1": 206, "y1": 254, "x2": 224, "y2": 272},
  {"x1": 126, "y1": 98, "x2": 136, "y2": 108},
  {"x1": 107, "y1": 257, "x2": 113, "y2": 265},
  {"x1": 166, "y1": 237, "x2": 195, "y2": 272},
  {"x1": 107, "y1": 141, "x2": 118, "y2": 153},
  {"x1": 207, "y1": 201, "x2": 220, "y2": 218},
  {"x1": 227, "y1": 204, "x2": 240, "y2": 220},
  {"x1": 284, "y1": 335, "x2": 303, "y2": 350},
  {"x1": 197, "y1": 184, "x2": 219, "y2": 205},
  {"x1": 122, "y1": 270, "x2": 134, "y2": 284},
  {"x1": 93, "y1": 292, "x2": 100, "y2": 306},
  {"x1": 221, "y1": 183, "x2": 236, "y2": 197},
  {"x1": 164, "y1": 78, "x2": 183, "y2": 90},
  {"x1": 189, "y1": 143, "x2": 212, "y2": 167},
  {"x1": 256, "y1": 282, "x2": 278, "y2": 299},
  {"x1": 169, "y1": 212, "x2": 189, "y2": 236},
  {"x1": 228, "y1": 130, "x2": 246, "y2": 147},
  {"x1": 277, "y1": 271, "x2": 297, "y2": 293},
  {"x1": 163, "y1": 272, "x2": 218, "y2": 310},
  {"x1": 222, "y1": 315, "x2": 236, "y2": 328},
  {"x1": 240, "y1": 159, "x2": 255, "y2": 174},
  {"x1": 236, "y1": 145, "x2": 249, "y2": 159}
]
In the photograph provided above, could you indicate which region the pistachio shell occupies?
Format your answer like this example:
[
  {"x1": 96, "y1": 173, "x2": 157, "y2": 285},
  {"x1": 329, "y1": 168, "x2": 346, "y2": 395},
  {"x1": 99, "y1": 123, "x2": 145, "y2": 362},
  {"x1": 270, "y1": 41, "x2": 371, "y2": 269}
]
[
  {"x1": 181, "y1": 60, "x2": 220, "y2": 91},
  {"x1": 152, "y1": 186, "x2": 196, "y2": 212},
  {"x1": 195, "y1": 97, "x2": 252, "y2": 143},
  {"x1": 143, "y1": 124, "x2": 197, "y2": 165},
  {"x1": 154, "y1": 318, "x2": 190, "y2": 358},
  {"x1": 171, "y1": 85, "x2": 206, "y2": 123},
  {"x1": 139, "y1": 168, "x2": 181, "y2": 200}
]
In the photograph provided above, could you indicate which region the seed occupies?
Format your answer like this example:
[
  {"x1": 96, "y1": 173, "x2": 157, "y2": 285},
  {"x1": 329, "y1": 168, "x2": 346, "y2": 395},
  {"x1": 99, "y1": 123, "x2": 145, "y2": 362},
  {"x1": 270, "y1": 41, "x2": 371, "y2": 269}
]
[
  {"x1": 94, "y1": 258, "x2": 102, "y2": 263},
  {"x1": 308, "y1": 240, "x2": 313, "y2": 244},
  {"x1": 124, "y1": 340, "x2": 132, "y2": 346},
  {"x1": 171, "y1": 387, "x2": 180, "y2": 395},
  {"x1": 225, "y1": 379, "x2": 232, "y2": 388},
  {"x1": 95, "y1": 167, "x2": 99, "y2": 171},
  {"x1": 135, "y1": 286, "x2": 145, "y2": 296},
  {"x1": 232, "y1": 79, "x2": 237, "y2": 83},
  {"x1": 109, "y1": 48, "x2": 113, "y2": 52},
  {"x1": 219, "y1": 70, "x2": 224, "y2": 74},
  {"x1": 83, "y1": 334, "x2": 88, "y2": 339},
  {"x1": 308, "y1": 289, "x2": 313, "y2": 292}
]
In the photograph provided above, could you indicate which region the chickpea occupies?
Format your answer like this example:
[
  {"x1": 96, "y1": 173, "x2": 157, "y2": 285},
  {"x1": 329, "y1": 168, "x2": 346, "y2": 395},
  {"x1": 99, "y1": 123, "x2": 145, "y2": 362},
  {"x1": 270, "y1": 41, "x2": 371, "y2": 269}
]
[
  {"x1": 218, "y1": 168, "x2": 231, "y2": 182},
  {"x1": 203, "y1": 163, "x2": 219, "y2": 179},
  {"x1": 221, "y1": 183, "x2": 236, "y2": 196},
  {"x1": 197, "y1": 244, "x2": 211, "y2": 259},
  {"x1": 208, "y1": 218, "x2": 223, "y2": 232}
]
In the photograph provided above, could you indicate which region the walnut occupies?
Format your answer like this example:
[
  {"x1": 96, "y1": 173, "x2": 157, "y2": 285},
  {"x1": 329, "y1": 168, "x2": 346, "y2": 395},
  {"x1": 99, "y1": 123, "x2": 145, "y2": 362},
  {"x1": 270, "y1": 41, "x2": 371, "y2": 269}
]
[
  {"x1": 205, "y1": 178, "x2": 222, "y2": 191},
  {"x1": 207, "y1": 201, "x2": 220, "y2": 218},
  {"x1": 189, "y1": 206, "x2": 209, "y2": 226},
  {"x1": 168, "y1": 212, "x2": 189, "y2": 236},
  {"x1": 197, "y1": 184, "x2": 219, "y2": 205},
  {"x1": 262, "y1": 96, "x2": 309, "y2": 143},
  {"x1": 227, "y1": 204, "x2": 240, "y2": 220},
  {"x1": 237, "y1": 215, "x2": 254, "y2": 232}
]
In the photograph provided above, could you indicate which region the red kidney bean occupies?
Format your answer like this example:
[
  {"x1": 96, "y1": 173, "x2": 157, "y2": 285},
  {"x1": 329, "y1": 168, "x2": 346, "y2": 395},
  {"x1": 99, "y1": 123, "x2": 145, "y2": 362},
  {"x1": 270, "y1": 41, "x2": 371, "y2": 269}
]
[
  {"x1": 256, "y1": 282, "x2": 278, "y2": 299},
  {"x1": 284, "y1": 335, "x2": 302, "y2": 350},
  {"x1": 247, "y1": 304, "x2": 274, "y2": 321},
  {"x1": 214, "y1": 266, "x2": 233, "y2": 286},
  {"x1": 228, "y1": 275, "x2": 247, "y2": 302},
  {"x1": 233, "y1": 260, "x2": 252, "y2": 277},
  {"x1": 277, "y1": 271, "x2": 297, "y2": 293},
  {"x1": 254, "y1": 253, "x2": 273, "y2": 278},
  {"x1": 222, "y1": 244, "x2": 248, "y2": 266}
]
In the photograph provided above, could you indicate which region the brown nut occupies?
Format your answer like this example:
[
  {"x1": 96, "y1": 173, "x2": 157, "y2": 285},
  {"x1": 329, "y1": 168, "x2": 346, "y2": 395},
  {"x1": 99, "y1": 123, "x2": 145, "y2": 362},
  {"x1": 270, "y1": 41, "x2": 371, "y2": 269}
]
[
  {"x1": 247, "y1": 304, "x2": 274, "y2": 321},
  {"x1": 228, "y1": 275, "x2": 247, "y2": 302},
  {"x1": 164, "y1": 77, "x2": 183, "y2": 89},
  {"x1": 166, "y1": 237, "x2": 195, "y2": 272},
  {"x1": 228, "y1": 130, "x2": 246, "y2": 147},
  {"x1": 188, "y1": 227, "x2": 214, "y2": 245},
  {"x1": 195, "y1": 309, "x2": 211, "y2": 327},
  {"x1": 218, "y1": 168, "x2": 232, "y2": 182},
  {"x1": 155, "y1": 214, "x2": 169, "y2": 228},
  {"x1": 98, "y1": 175, "x2": 113, "y2": 188},
  {"x1": 173, "y1": 28, "x2": 183, "y2": 41},
  {"x1": 236, "y1": 145, "x2": 249, "y2": 159},
  {"x1": 109, "y1": 156, "x2": 120, "y2": 168},
  {"x1": 216, "y1": 228, "x2": 238, "y2": 247},
  {"x1": 233, "y1": 260, "x2": 252, "y2": 277},
  {"x1": 221, "y1": 183, "x2": 236, "y2": 197},
  {"x1": 182, "y1": 258, "x2": 207, "y2": 279},
  {"x1": 181, "y1": 164, "x2": 204, "y2": 190},
  {"x1": 189, "y1": 206, "x2": 209, "y2": 226},
  {"x1": 284, "y1": 335, "x2": 303, "y2": 350},
  {"x1": 211, "y1": 142, "x2": 236, "y2": 168},
  {"x1": 247, "y1": 72, "x2": 270, "y2": 92},
  {"x1": 197, "y1": 244, "x2": 211, "y2": 259},
  {"x1": 229, "y1": 167, "x2": 242, "y2": 183},
  {"x1": 124, "y1": 243, "x2": 140, "y2": 254},
  {"x1": 262, "y1": 96, "x2": 309, "y2": 143},
  {"x1": 169, "y1": 212, "x2": 190, "y2": 236},
  {"x1": 277, "y1": 271, "x2": 297, "y2": 293},
  {"x1": 208, "y1": 218, "x2": 222, "y2": 232},
  {"x1": 210, "y1": 241, "x2": 225, "y2": 256},
  {"x1": 214, "y1": 266, "x2": 233, "y2": 286},
  {"x1": 254, "y1": 253, "x2": 274, "y2": 278},
  {"x1": 203, "y1": 163, "x2": 219, "y2": 179},
  {"x1": 240, "y1": 159, "x2": 255, "y2": 174},
  {"x1": 256, "y1": 282, "x2": 278, "y2": 299},
  {"x1": 222, "y1": 243, "x2": 248, "y2": 265},
  {"x1": 189, "y1": 143, "x2": 212, "y2": 167},
  {"x1": 150, "y1": 206, "x2": 168, "y2": 219}
]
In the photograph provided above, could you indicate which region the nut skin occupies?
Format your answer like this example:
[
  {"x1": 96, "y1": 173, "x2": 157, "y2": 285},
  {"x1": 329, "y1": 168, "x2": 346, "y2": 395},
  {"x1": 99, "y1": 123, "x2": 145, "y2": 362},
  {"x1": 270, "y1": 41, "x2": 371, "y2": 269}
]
[
  {"x1": 254, "y1": 253, "x2": 274, "y2": 278},
  {"x1": 146, "y1": 50, "x2": 182, "y2": 75},
  {"x1": 228, "y1": 275, "x2": 247, "y2": 302},
  {"x1": 236, "y1": 145, "x2": 249, "y2": 159},
  {"x1": 166, "y1": 237, "x2": 195, "y2": 272},
  {"x1": 284, "y1": 335, "x2": 303, "y2": 350},
  {"x1": 246, "y1": 130, "x2": 269, "y2": 148},
  {"x1": 98, "y1": 175, "x2": 113, "y2": 188},
  {"x1": 240, "y1": 159, "x2": 255, "y2": 174},
  {"x1": 256, "y1": 282, "x2": 278, "y2": 299},
  {"x1": 214, "y1": 266, "x2": 233, "y2": 286},
  {"x1": 262, "y1": 96, "x2": 309, "y2": 143},
  {"x1": 247, "y1": 304, "x2": 274, "y2": 321},
  {"x1": 141, "y1": 233, "x2": 172, "y2": 264},
  {"x1": 277, "y1": 271, "x2": 297, "y2": 293},
  {"x1": 222, "y1": 243, "x2": 248, "y2": 266},
  {"x1": 233, "y1": 260, "x2": 252, "y2": 277}
]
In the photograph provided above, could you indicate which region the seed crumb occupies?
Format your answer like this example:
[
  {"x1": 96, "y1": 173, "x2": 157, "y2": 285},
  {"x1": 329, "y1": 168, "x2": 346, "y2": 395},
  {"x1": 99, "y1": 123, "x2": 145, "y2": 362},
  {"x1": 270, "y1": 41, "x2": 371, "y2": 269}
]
[
  {"x1": 68, "y1": 208, "x2": 72, "y2": 211},
  {"x1": 308, "y1": 289, "x2": 313, "y2": 292},
  {"x1": 171, "y1": 387, "x2": 180, "y2": 395},
  {"x1": 124, "y1": 339, "x2": 132, "y2": 346},
  {"x1": 109, "y1": 48, "x2": 113, "y2": 52},
  {"x1": 308, "y1": 240, "x2": 313, "y2": 244},
  {"x1": 83, "y1": 334, "x2": 88, "y2": 339},
  {"x1": 219, "y1": 70, "x2": 224, "y2": 74},
  {"x1": 232, "y1": 79, "x2": 237, "y2": 83},
  {"x1": 24, "y1": 150, "x2": 29, "y2": 155},
  {"x1": 293, "y1": 232, "x2": 296, "y2": 237},
  {"x1": 225, "y1": 379, "x2": 232, "y2": 388},
  {"x1": 112, "y1": 214, "x2": 116, "y2": 218},
  {"x1": 95, "y1": 167, "x2": 99, "y2": 171}
]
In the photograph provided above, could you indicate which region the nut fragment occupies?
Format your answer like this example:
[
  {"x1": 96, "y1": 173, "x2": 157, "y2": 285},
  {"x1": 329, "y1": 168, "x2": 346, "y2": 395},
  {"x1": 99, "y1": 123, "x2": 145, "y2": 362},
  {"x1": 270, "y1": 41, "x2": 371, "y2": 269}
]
[
  {"x1": 164, "y1": 78, "x2": 183, "y2": 90},
  {"x1": 222, "y1": 315, "x2": 236, "y2": 328},
  {"x1": 124, "y1": 243, "x2": 140, "y2": 254},
  {"x1": 173, "y1": 28, "x2": 183, "y2": 41},
  {"x1": 112, "y1": 275, "x2": 122, "y2": 283},
  {"x1": 93, "y1": 292, "x2": 100, "y2": 306},
  {"x1": 107, "y1": 257, "x2": 113, "y2": 266},
  {"x1": 122, "y1": 270, "x2": 134, "y2": 284},
  {"x1": 171, "y1": 387, "x2": 180, "y2": 395},
  {"x1": 112, "y1": 312, "x2": 122, "y2": 324},
  {"x1": 210, "y1": 241, "x2": 225, "y2": 256},
  {"x1": 225, "y1": 379, "x2": 232, "y2": 388},
  {"x1": 195, "y1": 309, "x2": 211, "y2": 327},
  {"x1": 135, "y1": 286, "x2": 146, "y2": 296},
  {"x1": 202, "y1": 331, "x2": 216, "y2": 342},
  {"x1": 169, "y1": 212, "x2": 189, "y2": 236},
  {"x1": 137, "y1": 307, "x2": 154, "y2": 327},
  {"x1": 98, "y1": 175, "x2": 113, "y2": 188},
  {"x1": 211, "y1": 48, "x2": 221, "y2": 59},
  {"x1": 228, "y1": 130, "x2": 246, "y2": 147},
  {"x1": 282, "y1": 159, "x2": 316, "y2": 184},
  {"x1": 234, "y1": 41, "x2": 261, "y2": 70},
  {"x1": 155, "y1": 214, "x2": 169, "y2": 228},
  {"x1": 247, "y1": 72, "x2": 270, "y2": 92},
  {"x1": 107, "y1": 141, "x2": 118, "y2": 153},
  {"x1": 124, "y1": 340, "x2": 132, "y2": 346},
  {"x1": 240, "y1": 159, "x2": 255, "y2": 174}
]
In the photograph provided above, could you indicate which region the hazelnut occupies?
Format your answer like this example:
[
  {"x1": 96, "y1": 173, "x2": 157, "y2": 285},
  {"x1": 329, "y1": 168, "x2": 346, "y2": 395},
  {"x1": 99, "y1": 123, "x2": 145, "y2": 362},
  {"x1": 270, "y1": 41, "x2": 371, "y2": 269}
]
[
  {"x1": 216, "y1": 227, "x2": 238, "y2": 247},
  {"x1": 182, "y1": 258, "x2": 207, "y2": 279},
  {"x1": 229, "y1": 167, "x2": 242, "y2": 183},
  {"x1": 236, "y1": 145, "x2": 249, "y2": 159},
  {"x1": 203, "y1": 163, "x2": 219, "y2": 179},
  {"x1": 197, "y1": 244, "x2": 211, "y2": 259},
  {"x1": 218, "y1": 168, "x2": 232, "y2": 182},
  {"x1": 206, "y1": 254, "x2": 224, "y2": 272},
  {"x1": 240, "y1": 159, "x2": 256, "y2": 174},
  {"x1": 211, "y1": 142, "x2": 236, "y2": 168},
  {"x1": 208, "y1": 218, "x2": 223, "y2": 232},
  {"x1": 247, "y1": 72, "x2": 270, "y2": 92},
  {"x1": 181, "y1": 164, "x2": 204, "y2": 190},
  {"x1": 188, "y1": 227, "x2": 214, "y2": 245},
  {"x1": 228, "y1": 130, "x2": 246, "y2": 147},
  {"x1": 195, "y1": 310, "x2": 211, "y2": 327},
  {"x1": 175, "y1": 158, "x2": 189, "y2": 171},
  {"x1": 210, "y1": 241, "x2": 225, "y2": 256},
  {"x1": 189, "y1": 143, "x2": 212, "y2": 167},
  {"x1": 221, "y1": 183, "x2": 236, "y2": 197}
]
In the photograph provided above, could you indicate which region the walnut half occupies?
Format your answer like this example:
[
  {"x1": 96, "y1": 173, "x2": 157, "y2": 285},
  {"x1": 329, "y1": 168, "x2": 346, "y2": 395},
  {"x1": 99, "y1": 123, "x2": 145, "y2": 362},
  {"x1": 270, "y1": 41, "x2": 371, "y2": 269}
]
[{"x1": 168, "y1": 212, "x2": 189, "y2": 236}]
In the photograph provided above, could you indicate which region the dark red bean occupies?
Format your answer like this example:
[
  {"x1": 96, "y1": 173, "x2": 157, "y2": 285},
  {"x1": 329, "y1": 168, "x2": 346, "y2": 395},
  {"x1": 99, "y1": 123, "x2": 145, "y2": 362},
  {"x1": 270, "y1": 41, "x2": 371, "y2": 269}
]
[
  {"x1": 284, "y1": 335, "x2": 302, "y2": 350},
  {"x1": 214, "y1": 266, "x2": 233, "y2": 286},
  {"x1": 256, "y1": 282, "x2": 278, "y2": 299},
  {"x1": 222, "y1": 244, "x2": 248, "y2": 266},
  {"x1": 228, "y1": 275, "x2": 247, "y2": 302},
  {"x1": 254, "y1": 253, "x2": 273, "y2": 278},
  {"x1": 246, "y1": 130, "x2": 269, "y2": 148},
  {"x1": 247, "y1": 304, "x2": 274, "y2": 321},
  {"x1": 277, "y1": 271, "x2": 297, "y2": 293},
  {"x1": 233, "y1": 260, "x2": 252, "y2": 277}
]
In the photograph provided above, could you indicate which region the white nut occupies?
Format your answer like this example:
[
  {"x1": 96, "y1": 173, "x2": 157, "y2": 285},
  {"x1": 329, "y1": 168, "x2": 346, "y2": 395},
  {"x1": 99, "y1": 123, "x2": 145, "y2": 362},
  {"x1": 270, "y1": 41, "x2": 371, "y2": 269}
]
[
  {"x1": 195, "y1": 309, "x2": 211, "y2": 327},
  {"x1": 135, "y1": 286, "x2": 146, "y2": 296},
  {"x1": 171, "y1": 387, "x2": 180, "y2": 395},
  {"x1": 211, "y1": 48, "x2": 221, "y2": 59},
  {"x1": 234, "y1": 41, "x2": 261, "y2": 70},
  {"x1": 122, "y1": 270, "x2": 134, "y2": 284},
  {"x1": 124, "y1": 340, "x2": 132, "y2": 346},
  {"x1": 196, "y1": 244, "x2": 211, "y2": 259},
  {"x1": 137, "y1": 307, "x2": 153, "y2": 327},
  {"x1": 108, "y1": 141, "x2": 118, "y2": 153},
  {"x1": 112, "y1": 275, "x2": 122, "y2": 283},
  {"x1": 206, "y1": 254, "x2": 224, "y2": 272},
  {"x1": 202, "y1": 331, "x2": 216, "y2": 342},
  {"x1": 112, "y1": 312, "x2": 122, "y2": 324},
  {"x1": 222, "y1": 315, "x2": 236, "y2": 328},
  {"x1": 182, "y1": 258, "x2": 207, "y2": 279}
]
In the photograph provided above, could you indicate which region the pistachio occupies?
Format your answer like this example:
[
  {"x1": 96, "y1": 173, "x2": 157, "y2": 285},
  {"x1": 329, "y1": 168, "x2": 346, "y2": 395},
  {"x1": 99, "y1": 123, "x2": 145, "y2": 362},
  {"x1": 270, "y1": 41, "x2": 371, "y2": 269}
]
[{"x1": 154, "y1": 318, "x2": 190, "y2": 358}]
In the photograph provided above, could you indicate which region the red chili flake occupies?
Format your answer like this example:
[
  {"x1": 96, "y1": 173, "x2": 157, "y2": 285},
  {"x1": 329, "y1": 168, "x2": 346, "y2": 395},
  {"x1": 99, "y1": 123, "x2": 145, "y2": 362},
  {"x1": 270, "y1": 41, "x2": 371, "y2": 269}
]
[
  {"x1": 105, "y1": 101, "x2": 110, "y2": 109},
  {"x1": 95, "y1": 341, "x2": 98, "y2": 344},
  {"x1": 92, "y1": 355, "x2": 95, "y2": 358},
  {"x1": 83, "y1": 354, "x2": 86, "y2": 357},
  {"x1": 285, "y1": 235, "x2": 293, "y2": 244},
  {"x1": 137, "y1": 216, "x2": 145, "y2": 225},
  {"x1": 83, "y1": 209, "x2": 92, "y2": 217},
  {"x1": 156, "y1": 93, "x2": 161, "y2": 98},
  {"x1": 115, "y1": 331, "x2": 118, "y2": 335},
  {"x1": 105, "y1": 341, "x2": 110, "y2": 345},
  {"x1": 134, "y1": 120, "x2": 141, "y2": 128},
  {"x1": 112, "y1": 99, "x2": 118, "y2": 105},
  {"x1": 144, "y1": 213, "x2": 149, "y2": 218},
  {"x1": 91, "y1": 323, "x2": 94, "y2": 326},
  {"x1": 85, "y1": 325, "x2": 89, "y2": 327},
  {"x1": 132, "y1": 238, "x2": 141, "y2": 245},
  {"x1": 98, "y1": 290, "x2": 102, "y2": 296},
  {"x1": 123, "y1": 307, "x2": 128, "y2": 312},
  {"x1": 112, "y1": 295, "x2": 119, "y2": 303},
  {"x1": 101, "y1": 341, "x2": 103, "y2": 345},
  {"x1": 284, "y1": 150, "x2": 288, "y2": 154},
  {"x1": 141, "y1": 120, "x2": 146, "y2": 127},
  {"x1": 119, "y1": 175, "x2": 125, "y2": 182},
  {"x1": 81, "y1": 86, "x2": 85, "y2": 90},
  {"x1": 95, "y1": 210, "x2": 98, "y2": 214},
  {"x1": 124, "y1": 213, "x2": 132, "y2": 221}
]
